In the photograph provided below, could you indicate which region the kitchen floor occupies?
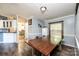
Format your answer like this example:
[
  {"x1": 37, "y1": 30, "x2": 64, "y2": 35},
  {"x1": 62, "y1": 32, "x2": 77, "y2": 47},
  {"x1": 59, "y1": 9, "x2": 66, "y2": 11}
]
[{"x1": 0, "y1": 43, "x2": 75, "y2": 56}]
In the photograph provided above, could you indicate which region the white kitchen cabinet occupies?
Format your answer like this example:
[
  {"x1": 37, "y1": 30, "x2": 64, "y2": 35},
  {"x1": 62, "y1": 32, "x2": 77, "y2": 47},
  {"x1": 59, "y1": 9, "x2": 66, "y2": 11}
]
[
  {"x1": 0, "y1": 20, "x2": 17, "y2": 33},
  {"x1": 0, "y1": 20, "x2": 16, "y2": 28},
  {"x1": 3, "y1": 33, "x2": 17, "y2": 43},
  {"x1": 0, "y1": 20, "x2": 3, "y2": 28}
]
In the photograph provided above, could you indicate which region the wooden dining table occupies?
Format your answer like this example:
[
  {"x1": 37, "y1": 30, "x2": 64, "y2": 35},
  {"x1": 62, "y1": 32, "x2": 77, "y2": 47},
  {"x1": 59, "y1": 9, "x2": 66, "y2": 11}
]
[{"x1": 25, "y1": 39, "x2": 57, "y2": 56}]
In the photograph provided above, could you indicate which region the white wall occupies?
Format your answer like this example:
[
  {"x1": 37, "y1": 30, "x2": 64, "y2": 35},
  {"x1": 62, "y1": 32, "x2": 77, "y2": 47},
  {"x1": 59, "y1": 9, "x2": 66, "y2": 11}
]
[
  {"x1": 28, "y1": 16, "x2": 45, "y2": 39},
  {"x1": 64, "y1": 16, "x2": 75, "y2": 47},
  {"x1": 45, "y1": 14, "x2": 75, "y2": 47},
  {"x1": 75, "y1": 6, "x2": 79, "y2": 49}
]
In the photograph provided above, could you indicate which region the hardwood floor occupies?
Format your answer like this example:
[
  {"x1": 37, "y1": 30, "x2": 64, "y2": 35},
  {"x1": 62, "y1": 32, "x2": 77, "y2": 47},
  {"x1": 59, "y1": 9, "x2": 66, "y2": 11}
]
[
  {"x1": 0, "y1": 43, "x2": 18, "y2": 56},
  {"x1": 0, "y1": 43, "x2": 76, "y2": 56},
  {"x1": 50, "y1": 45, "x2": 75, "y2": 56}
]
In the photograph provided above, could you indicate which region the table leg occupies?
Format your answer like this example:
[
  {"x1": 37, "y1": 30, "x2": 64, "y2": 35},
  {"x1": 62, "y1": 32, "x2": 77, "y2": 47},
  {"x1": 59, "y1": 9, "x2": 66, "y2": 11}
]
[
  {"x1": 48, "y1": 53, "x2": 50, "y2": 56},
  {"x1": 41, "y1": 54, "x2": 43, "y2": 56},
  {"x1": 32, "y1": 48, "x2": 34, "y2": 56},
  {"x1": 41, "y1": 53, "x2": 50, "y2": 56},
  {"x1": 58, "y1": 41, "x2": 62, "y2": 51}
]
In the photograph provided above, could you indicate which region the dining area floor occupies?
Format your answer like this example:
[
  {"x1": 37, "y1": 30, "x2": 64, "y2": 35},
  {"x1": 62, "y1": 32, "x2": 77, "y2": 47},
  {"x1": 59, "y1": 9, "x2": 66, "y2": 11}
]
[{"x1": 0, "y1": 42, "x2": 75, "y2": 56}]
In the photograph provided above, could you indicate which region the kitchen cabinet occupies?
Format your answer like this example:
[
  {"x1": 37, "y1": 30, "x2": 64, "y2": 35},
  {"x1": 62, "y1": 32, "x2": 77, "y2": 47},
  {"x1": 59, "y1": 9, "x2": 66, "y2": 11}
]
[
  {"x1": 0, "y1": 20, "x2": 17, "y2": 32},
  {"x1": 0, "y1": 33, "x2": 3, "y2": 42},
  {"x1": 3, "y1": 33, "x2": 17, "y2": 43}
]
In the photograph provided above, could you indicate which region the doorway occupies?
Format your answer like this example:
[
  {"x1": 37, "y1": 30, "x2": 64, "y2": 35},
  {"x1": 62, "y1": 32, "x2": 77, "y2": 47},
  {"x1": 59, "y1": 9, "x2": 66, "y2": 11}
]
[{"x1": 49, "y1": 21, "x2": 63, "y2": 45}]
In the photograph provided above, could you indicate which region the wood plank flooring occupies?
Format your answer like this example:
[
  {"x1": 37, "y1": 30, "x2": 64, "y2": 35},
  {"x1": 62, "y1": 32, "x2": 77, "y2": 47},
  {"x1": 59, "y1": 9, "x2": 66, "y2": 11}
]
[
  {"x1": 50, "y1": 45, "x2": 75, "y2": 56},
  {"x1": 0, "y1": 43, "x2": 76, "y2": 56}
]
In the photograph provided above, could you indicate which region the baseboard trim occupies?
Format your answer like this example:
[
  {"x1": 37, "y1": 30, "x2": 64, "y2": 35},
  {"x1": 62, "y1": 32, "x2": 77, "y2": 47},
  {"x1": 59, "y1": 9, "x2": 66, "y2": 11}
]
[{"x1": 63, "y1": 43, "x2": 76, "y2": 48}]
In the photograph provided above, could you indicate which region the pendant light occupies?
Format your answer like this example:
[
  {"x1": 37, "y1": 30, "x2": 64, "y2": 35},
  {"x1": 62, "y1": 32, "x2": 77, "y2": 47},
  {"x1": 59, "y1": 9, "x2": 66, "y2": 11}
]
[{"x1": 40, "y1": 6, "x2": 47, "y2": 14}]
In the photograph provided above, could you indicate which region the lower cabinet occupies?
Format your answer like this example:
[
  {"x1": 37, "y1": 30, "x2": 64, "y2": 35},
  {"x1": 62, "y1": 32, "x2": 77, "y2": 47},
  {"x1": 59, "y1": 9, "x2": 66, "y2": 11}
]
[
  {"x1": 3, "y1": 33, "x2": 17, "y2": 43},
  {"x1": 0, "y1": 33, "x2": 3, "y2": 42}
]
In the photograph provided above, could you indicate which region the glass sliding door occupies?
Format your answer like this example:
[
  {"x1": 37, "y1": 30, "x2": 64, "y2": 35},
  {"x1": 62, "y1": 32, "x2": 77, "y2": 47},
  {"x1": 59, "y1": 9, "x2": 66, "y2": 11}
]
[{"x1": 49, "y1": 21, "x2": 63, "y2": 45}]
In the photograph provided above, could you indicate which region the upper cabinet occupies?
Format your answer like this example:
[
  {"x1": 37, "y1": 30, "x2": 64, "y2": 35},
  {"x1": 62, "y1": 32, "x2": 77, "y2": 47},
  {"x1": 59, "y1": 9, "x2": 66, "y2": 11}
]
[{"x1": 0, "y1": 15, "x2": 17, "y2": 33}]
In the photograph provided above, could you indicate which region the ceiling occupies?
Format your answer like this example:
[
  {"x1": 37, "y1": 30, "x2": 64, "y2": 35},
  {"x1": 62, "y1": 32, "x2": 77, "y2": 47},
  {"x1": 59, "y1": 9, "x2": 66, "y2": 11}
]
[{"x1": 0, "y1": 3, "x2": 76, "y2": 20}]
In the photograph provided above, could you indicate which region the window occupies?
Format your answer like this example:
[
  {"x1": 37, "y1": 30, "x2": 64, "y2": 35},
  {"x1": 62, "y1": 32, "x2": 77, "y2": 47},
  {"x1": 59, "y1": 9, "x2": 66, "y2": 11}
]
[{"x1": 49, "y1": 21, "x2": 63, "y2": 45}]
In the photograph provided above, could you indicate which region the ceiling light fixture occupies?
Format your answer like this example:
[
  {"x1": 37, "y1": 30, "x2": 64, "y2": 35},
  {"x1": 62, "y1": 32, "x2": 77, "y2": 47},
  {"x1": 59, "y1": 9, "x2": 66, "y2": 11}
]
[{"x1": 40, "y1": 6, "x2": 47, "y2": 14}]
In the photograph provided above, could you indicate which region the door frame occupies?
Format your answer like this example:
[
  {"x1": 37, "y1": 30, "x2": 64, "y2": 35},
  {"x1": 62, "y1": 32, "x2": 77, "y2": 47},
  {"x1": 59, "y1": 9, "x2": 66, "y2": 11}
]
[{"x1": 49, "y1": 21, "x2": 64, "y2": 42}]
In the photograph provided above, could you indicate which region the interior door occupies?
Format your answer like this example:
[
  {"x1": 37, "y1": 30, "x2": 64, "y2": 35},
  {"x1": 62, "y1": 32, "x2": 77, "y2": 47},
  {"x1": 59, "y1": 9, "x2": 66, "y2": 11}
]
[{"x1": 49, "y1": 21, "x2": 63, "y2": 45}]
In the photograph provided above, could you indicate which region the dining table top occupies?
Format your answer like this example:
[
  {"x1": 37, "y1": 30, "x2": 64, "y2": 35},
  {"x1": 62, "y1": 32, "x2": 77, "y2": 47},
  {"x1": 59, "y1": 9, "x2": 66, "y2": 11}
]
[{"x1": 25, "y1": 39, "x2": 57, "y2": 56}]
